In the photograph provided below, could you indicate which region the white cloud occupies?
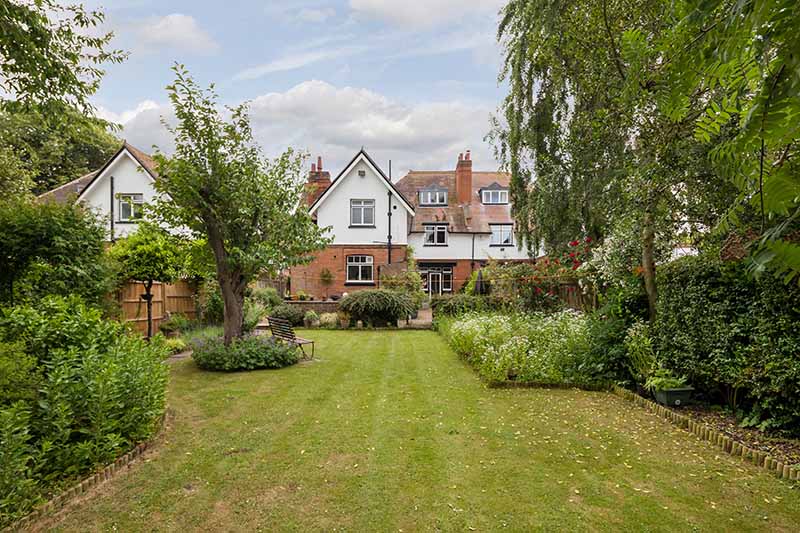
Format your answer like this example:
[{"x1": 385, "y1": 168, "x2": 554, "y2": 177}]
[
  {"x1": 136, "y1": 14, "x2": 219, "y2": 55},
  {"x1": 349, "y1": 0, "x2": 504, "y2": 28},
  {"x1": 296, "y1": 7, "x2": 336, "y2": 23},
  {"x1": 233, "y1": 46, "x2": 364, "y2": 81},
  {"x1": 102, "y1": 81, "x2": 499, "y2": 178}
]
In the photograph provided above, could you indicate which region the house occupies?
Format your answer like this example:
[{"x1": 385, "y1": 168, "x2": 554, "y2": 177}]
[
  {"x1": 290, "y1": 148, "x2": 532, "y2": 297},
  {"x1": 38, "y1": 141, "x2": 160, "y2": 240}
]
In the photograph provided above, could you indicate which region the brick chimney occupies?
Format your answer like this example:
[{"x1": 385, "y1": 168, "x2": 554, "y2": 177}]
[
  {"x1": 304, "y1": 156, "x2": 331, "y2": 206},
  {"x1": 455, "y1": 150, "x2": 473, "y2": 205}
]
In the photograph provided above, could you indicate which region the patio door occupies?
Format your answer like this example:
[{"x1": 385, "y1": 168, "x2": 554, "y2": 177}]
[{"x1": 428, "y1": 272, "x2": 442, "y2": 296}]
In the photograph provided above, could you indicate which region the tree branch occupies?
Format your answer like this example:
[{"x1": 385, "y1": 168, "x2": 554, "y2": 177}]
[{"x1": 601, "y1": 0, "x2": 626, "y2": 81}]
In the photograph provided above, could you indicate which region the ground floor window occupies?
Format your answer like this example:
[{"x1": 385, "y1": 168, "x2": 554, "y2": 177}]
[
  {"x1": 346, "y1": 255, "x2": 373, "y2": 282},
  {"x1": 418, "y1": 264, "x2": 453, "y2": 295}
]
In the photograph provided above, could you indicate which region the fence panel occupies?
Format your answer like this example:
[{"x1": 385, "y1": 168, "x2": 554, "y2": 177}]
[{"x1": 120, "y1": 280, "x2": 197, "y2": 334}]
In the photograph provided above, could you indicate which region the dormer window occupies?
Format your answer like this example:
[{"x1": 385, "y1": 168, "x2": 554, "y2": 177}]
[
  {"x1": 419, "y1": 188, "x2": 448, "y2": 206},
  {"x1": 481, "y1": 189, "x2": 508, "y2": 204}
]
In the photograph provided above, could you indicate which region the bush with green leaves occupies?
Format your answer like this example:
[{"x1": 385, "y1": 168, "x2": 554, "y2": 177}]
[
  {"x1": 159, "y1": 313, "x2": 195, "y2": 335},
  {"x1": 339, "y1": 289, "x2": 415, "y2": 327},
  {"x1": 319, "y1": 312, "x2": 339, "y2": 329},
  {"x1": 438, "y1": 311, "x2": 591, "y2": 385},
  {"x1": 163, "y1": 336, "x2": 188, "y2": 355},
  {"x1": 191, "y1": 335, "x2": 299, "y2": 371},
  {"x1": 0, "y1": 296, "x2": 169, "y2": 526},
  {"x1": 268, "y1": 304, "x2": 305, "y2": 326},
  {"x1": 303, "y1": 310, "x2": 319, "y2": 327},
  {"x1": 250, "y1": 286, "x2": 282, "y2": 309},
  {"x1": 431, "y1": 294, "x2": 488, "y2": 317},
  {"x1": 623, "y1": 321, "x2": 656, "y2": 387},
  {"x1": 654, "y1": 255, "x2": 800, "y2": 434}
]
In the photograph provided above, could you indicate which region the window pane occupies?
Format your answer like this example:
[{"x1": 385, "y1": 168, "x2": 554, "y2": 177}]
[
  {"x1": 120, "y1": 201, "x2": 131, "y2": 220},
  {"x1": 351, "y1": 206, "x2": 361, "y2": 225},
  {"x1": 363, "y1": 205, "x2": 374, "y2": 225},
  {"x1": 348, "y1": 265, "x2": 360, "y2": 280},
  {"x1": 425, "y1": 228, "x2": 435, "y2": 244},
  {"x1": 361, "y1": 265, "x2": 373, "y2": 280},
  {"x1": 443, "y1": 272, "x2": 452, "y2": 290}
]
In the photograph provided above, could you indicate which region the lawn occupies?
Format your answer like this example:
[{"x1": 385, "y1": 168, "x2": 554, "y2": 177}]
[{"x1": 45, "y1": 330, "x2": 800, "y2": 531}]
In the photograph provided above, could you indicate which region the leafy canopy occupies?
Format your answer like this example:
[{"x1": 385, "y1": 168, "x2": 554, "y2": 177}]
[{"x1": 109, "y1": 223, "x2": 182, "y2": 285}]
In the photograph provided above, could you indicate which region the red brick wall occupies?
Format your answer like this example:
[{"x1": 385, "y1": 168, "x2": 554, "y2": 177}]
[{"x1": 289, "y1": 245, "x2": 407, "y2": 299}]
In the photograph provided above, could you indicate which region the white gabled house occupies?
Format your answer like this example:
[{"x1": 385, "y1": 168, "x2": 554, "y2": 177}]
[{"x1": 38, "y1": 142, "x2": 160, "y2": 240}]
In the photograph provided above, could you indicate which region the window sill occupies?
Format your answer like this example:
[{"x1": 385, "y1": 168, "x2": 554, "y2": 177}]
[
  {"x1": 115, "y1": 220, "x2": 141, "y2": 224},
  {"x1": 423, "y1": 244, "x2": 448, "y2": 247},
  {"x1": 344, "y1": 281, "x2": 375, "y2": 286},
  {"x1": 349, "y1": 225, "x2": 376, "y2": 228},
  {"x1": 483, "y1": 203, "x2": 509, "y2": 206},
  {"x1": 419, "y1": 204, "x2": 448, "y2": 207},
  {"x1": 489, "y1": 244, "x2": 513, "y2": 248}
]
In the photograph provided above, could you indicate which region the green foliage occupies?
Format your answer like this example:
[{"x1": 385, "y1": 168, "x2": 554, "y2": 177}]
[
  {"x1": 438, "y1": 311, "x2": 592, "y2": 385},
  {"x1": 0, "y1": 200, "x2": 112, "y2": 307},
  {"x1": 150, "y1": 65, "x2": 330, "y2": 343},
  {"x1": 318, "y1": 312, "x2": 339, "y2": 329},
  {"x1": 303, "y1": 310, "x2": 319, "y2": 327},
  {"x1": 242, "y1": 300, "x2": 267, "y2": 334},
  {"x1": 0, "y1": 296, "x2": 168, "y2": 526},
  {"x1": 191, "y1": 335, "x2": 298, "y2": 372},
  {"x1": 0, "y1": 1, "x2": 125, "y2": 111},
  {"x1": 0, "y1": 107, "x2": 120, "y2": 194},
  {"x1": 339, "y1": 290, "x2": 415, "y2": 327},
  {"x1": 250, "y1": 287, "x2": 282, "y2": 309},
  {"x1": 200, "y1": 281, "x2": 224, "y2": 324},
  {"x1": 644, "y1": 368, "x2": 687, "y2": 393},
  {"x1": 654, "y1": 255, "x2": 800, "y2": 434},
  {"x1": 159, "y1": 313, "x2": 195, "y2": 335},
  {"x1": 163, "y1": 337, "x2": 188, "y2": 355},
  {"x1": 0, "y1": 342, "x2": 39, "y2": 405},
  {"x1": 109, "y1": 224, "x2": 181, "y2": 286},
  {"x1": 269, "y1": 304, "x2": 305, "y2": 327},
  {"x1": 623, "y1": 321, "x2": 656, "y2": 386},
  {"x1": 431, "y1": 294, "x2": 488, "y2": 317}
]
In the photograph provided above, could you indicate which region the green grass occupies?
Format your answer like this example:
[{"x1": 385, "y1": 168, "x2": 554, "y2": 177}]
[{"x1": 49, "y1": 331, "x2": 800, "y2": 531}]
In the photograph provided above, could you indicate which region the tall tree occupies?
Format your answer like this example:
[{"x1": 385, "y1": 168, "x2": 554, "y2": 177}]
[
  {"x1": 0, "y1": 0, "x2": 125, "y2": 112},
  {"x1": 151, "y1": 66, "x2": 330, "y2": 344},
  {"x1": 109, "y1": 224, "x2": 182, "y2": 338},
  {"x1": 495, "y1": 0, "x2": 737, "y2": 318}
]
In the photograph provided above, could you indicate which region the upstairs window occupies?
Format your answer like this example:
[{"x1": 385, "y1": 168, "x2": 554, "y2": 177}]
[
  {"x1": 346, "y1": 255, "x2": 373, "y2": 282},
  {"x1": 419, "y1": 190, "x2": 447, "y2": 206},
  {"x1": 490, "y1": 224, "x2": 514, "y2": 246},
  {"x1": 119, "y1": 193, "x2": 144, "y2": 221},
  {"x1": 482, "y1": 189, "x2": 509, "y2": 204},
  {"x1": 424, "y1": 224, "x2": 448, "y2": 246},
  {"x1": 350, "y1": 199, "x2": 375, "y2": 226}
]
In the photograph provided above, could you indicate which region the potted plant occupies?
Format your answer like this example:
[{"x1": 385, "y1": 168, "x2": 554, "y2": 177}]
[
  {"x1": 646, "y1": 368, "x2": 693, "y2": 406},
  {"x1": 320, "y1": 268, "x2": 333, "y2": 299}
]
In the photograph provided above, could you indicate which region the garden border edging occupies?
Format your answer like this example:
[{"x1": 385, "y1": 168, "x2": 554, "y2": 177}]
[
  {"x1": 612, "y1": 386, "x2": 799, "y2": 481},
  {"x1": 5, "y1": 410, "x2": 172, "y2": 532}
]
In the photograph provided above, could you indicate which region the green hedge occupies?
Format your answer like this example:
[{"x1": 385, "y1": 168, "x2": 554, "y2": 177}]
[
  {"x1": 0, "y1": 297, "x2": 168, "y2": 526},
  {"x1": 191, "y1": 335, "x2": 299, "y2": 371},
  {"x1": 431, "y1": 294, "x2": 488, "y2": 316},
  {"x1": 654, "y1": 255, "x2": 800, "y2": 434},
  {"x1": 269, "y1": 304, "x2": 305, "y2": 326},
  {"x1": 339, "y1": 289, "x2": 415, "y2": 327}
]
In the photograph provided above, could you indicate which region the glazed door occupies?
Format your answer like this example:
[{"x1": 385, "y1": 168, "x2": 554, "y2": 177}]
[{"x1": 428, "y1": 272, "x2": 442, "y2": 296}]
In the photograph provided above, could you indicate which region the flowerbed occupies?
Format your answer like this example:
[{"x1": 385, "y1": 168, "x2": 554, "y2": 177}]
[{"x1": 437, "y1": 311, "x2": 592, "y2": 385}]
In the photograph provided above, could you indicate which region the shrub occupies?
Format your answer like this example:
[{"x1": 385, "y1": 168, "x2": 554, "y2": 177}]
[
  {"x1": 654, "y1": 255, "x2": 800, "y2": 434},
  {"x1": 339, "y1": 289, "x2": 415, "y2": 327},
  {"x1": 0, "y1": 342, "x2": 39, "y2": 404},
  {"x1": 431, "y1": 294, "x2": 487, "y2": 316},
  {"x1": 250, "y1": 286, "x2": 282, "y2": 308},
  {"x1": 304, "y1": 310, "x2": 319, "y2": 327},
  {"x1": 319, "y1": 312, "x2": 339, "y2": 329},
  {"x1": 159, "y1": 313, "x2": 195, "y2": 335},
  {"x1": 163, "y1": 337, "x2": 188, "y2": 355},
  {"x1": 243, "y1": 301, "x2": 268, "y2": 333},
  {"x1": 200, "y1": 281, "x2": 224, "y2": 324},
  {"x1": 623, "y1": 321, "x2": 656, "y2": 386},
  {"x1": 191, "y1": 335, "x2": 299, "y2": 371},
  {"x1": 440, "y1": 311, "x2": 591, "y2": 385},
  {"x1": 0, "y1": 297, "x2": 169, "y2": 526},
  {"x1": 269, "y1": 304, "x2": 305, "y2": 326}
]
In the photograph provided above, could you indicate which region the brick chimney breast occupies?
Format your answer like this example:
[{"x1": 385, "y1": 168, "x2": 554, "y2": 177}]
[{"x1": 455, "y1": 150, "x2": 473, "y2": 205}]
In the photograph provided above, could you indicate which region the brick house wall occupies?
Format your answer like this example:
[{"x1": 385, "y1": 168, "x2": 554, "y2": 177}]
[{"x1": 290, "y1": 244, "x2": 408, "y2": 299}]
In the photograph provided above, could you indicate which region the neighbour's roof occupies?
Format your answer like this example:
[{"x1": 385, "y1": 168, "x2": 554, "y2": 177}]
[
  {"x1": 38, "y1": 141, "x2": 158, "y2": 204},
  {"x1": 394, "y1": 170, "x2": 512, "y2": 233}
]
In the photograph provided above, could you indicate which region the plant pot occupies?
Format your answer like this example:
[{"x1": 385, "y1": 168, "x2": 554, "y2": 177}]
[{"x1": 654, "y1": 387, "x2": 694, "y2": 407}]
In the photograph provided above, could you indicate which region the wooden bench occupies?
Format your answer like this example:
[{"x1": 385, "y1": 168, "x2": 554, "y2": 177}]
[{"x1": 267, "y1": 316, "x2": 314, "y2": 359}]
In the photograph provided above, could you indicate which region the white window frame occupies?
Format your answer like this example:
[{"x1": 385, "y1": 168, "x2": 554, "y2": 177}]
[
  {"x1": 346, "y1": 255, "x2": 374, "y2": 283},
  {"x1": 350, "y1": 199, "x2": 375, "y2": 226},
  {"x1": 419, "y1": 190, "x2": 447, "y2": 206},
  {"x1": 482, "y1": 189, "x2": 509, "y2": 204},
  {"x1": 490, "y1": 224, "x2": 514, "y2": 246},
  {"x1": 118, "y1": 193, "x2": 144, "y2": 221},
  {"x1": 424, "y1": 224, "x2": 448, "y2": 246}
]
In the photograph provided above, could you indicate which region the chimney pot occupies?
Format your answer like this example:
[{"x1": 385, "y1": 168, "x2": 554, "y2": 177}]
[
  {"x1": 466, "y1": 150, "x2": 471, "y2": 161},
  {"x1": 311, "y1": 163, "x2": 316, "y2": 173},
  {"x1": 317, "y1": 156, "x2": 323, "y2": 171},
  {"x1": 458, "y1": 152, "x2": 463, "y2": 161}
]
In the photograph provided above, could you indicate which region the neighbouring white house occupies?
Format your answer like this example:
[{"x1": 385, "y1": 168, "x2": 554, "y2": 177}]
[
  {"x1": 291, "y1": 148, "x2": 533, "y2": 297},
  {"x1": 38, "y1": 142, "x2": 160, "y2": 240}
]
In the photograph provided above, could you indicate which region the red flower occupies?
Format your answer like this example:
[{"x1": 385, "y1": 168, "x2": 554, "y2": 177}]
[
  {"x1": 569, "y1": 240, "x2": 579, "y2": 247},
  {"x1": 569, "y1": 252, "x2": 576, "y2": 258},
  {"x1": 535, "y1": 287, "x2": 543, "y2": 294},
  {"x1": 585, "y1": 236, "x2": 593, "y2": 243}
]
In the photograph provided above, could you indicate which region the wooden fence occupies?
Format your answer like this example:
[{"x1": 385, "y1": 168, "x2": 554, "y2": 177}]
[{"x1": 119, "y1": 280, "x2": 197, "y2": 334}]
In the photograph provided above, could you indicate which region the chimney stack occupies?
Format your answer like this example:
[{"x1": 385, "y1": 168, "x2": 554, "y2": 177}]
[
  {"x1": 317, "y1": 156, "x2": 323, "y2": 172},
  {"x1": 311, "y1": 163, "x2": 316, "y2": 173},
  {"x1": 305, "y1": 155, "x2": 332, "y2": 206},
  {"x1": 455, "y1": 150, "x2": 473, "y2": 205}
]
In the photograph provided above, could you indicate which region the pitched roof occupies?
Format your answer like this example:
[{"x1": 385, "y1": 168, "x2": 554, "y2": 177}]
[
  {"x1": 37, "y1": 141, "x2": 159, "y2": 205},
  {"x1": 394, "y1": 170, "x2": 512, "y2": 233},
  {"x1": 308, "y1": 148, "x2": 414, "y2": 215}
]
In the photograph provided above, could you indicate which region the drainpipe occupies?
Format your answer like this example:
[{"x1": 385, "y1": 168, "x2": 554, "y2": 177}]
[
  {"x1": 387, "y1": 190, "x2": 393, "y2": 264},
  {"x1": 110, "y1": 175, "x2": 115, "y2": 242},
  {"x1": 471, "y1": 233, "x2": 475, "y2": 270}
]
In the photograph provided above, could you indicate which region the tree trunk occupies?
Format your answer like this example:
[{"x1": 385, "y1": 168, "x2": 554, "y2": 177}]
[
  {"x1": 641, "y1": 206, "x2": 657, "y2": 322},
  {"x1": 143, "y1": 280, "x2": 154, "y2": 339},
  {"x1": 219, "y1": 275, "x2": 246, "y2": 345}
]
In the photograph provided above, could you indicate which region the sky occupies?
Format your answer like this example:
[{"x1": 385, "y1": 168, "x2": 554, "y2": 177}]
[{"x1": 87, "y1": 0, "x2": 509, "y2": 179}]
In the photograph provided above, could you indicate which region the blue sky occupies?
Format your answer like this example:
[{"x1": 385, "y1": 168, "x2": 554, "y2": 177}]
[{"x1": 89, "y1": 0, "x2": 508, "y2": 177}]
